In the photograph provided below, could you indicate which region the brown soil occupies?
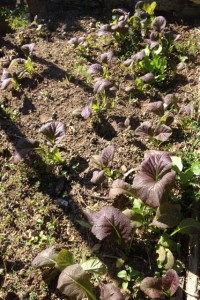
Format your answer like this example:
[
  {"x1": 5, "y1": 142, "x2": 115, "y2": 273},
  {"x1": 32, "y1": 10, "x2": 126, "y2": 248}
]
[{"x1": 0, "y1": 6, "x2": 199, "y2": 300}]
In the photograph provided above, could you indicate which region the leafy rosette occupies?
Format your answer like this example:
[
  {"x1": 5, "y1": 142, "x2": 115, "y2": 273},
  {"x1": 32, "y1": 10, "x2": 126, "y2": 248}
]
[
  {"x1": 1, "y1": 70, "x2": 12, "y2": 90},
  {"x1": 93, "y1": 77, "x2": 114, "y2": 94},
  {"x1": 88, "y1": 63, "x2": 103, "y2": 75},
  {"x1": 135, "y1": 122, "x2": 172, "y2": 141},
  {"x1": 14, "y1": 138, "x2": 39, "y2": 163},
  {"x1": 100, "y1": 51, "x2": 114, "y2": 66},
  {"x1": 40, "y1": 121, "x2": 66, "y2": 147},
  {"x1": 135, "y1": 121, "x2": 154, "y2": 137},
  {"x1": 152, "y1": 16, "x2": 167, "y2": 32},
  {"x1": 132, "y1": 152, "x2": 176, "y2": 207},
  {"x1": 21, "y1": 43, "x2": 35, "y2": 57},
  {"x1": 84, "y1": 206, "x2": 133, "y2": 243},
  {"x1": 100, "y1": 283, "x2": 125, "y2": 300},
  {"x1": 140, "y1": 269, "x2": 179, "y2": 298}
]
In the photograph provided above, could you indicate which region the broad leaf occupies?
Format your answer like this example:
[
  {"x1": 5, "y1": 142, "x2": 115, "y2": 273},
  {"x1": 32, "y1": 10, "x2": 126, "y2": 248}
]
[
  {"x1": 152, "y1": 202, "x2": 181, "y2": 228},
  {"x1": 132, "y1": 153, "x2": 176, "y2": 207},
  {"x1": 171, "y1": 218, "x2": 200, "y2": 235},
  {"x1": 139, "y1": 73, "x2": 155, "y2": 84},
  {"x1": 88, "y1": 64, "x2": 103, "y2": 75},
  {"x1": 154, "y1": 124, "x2": 172, "y2": 142},
  {"x1": 101, "y1": 146, "x2": 115, "y2": 166},
  {"x1": 56, "y1": 250, "x2": 74, "y2": 271},
  {"x1": 162, "y1": 269, "x2": 179, "y2": 295},
  {"x1": 147, "y1": 101, "x2": 164, "y2": 116},
  {"x1": 140, "y1": 277, "x2": 162, "y2": 298},
  {"x1": 163, "y1": 94, "x2": 177, "y2": 109},
  {"x1": 81, "y1": 258, "x2": 107, "y2": 275},
  {"x1": 94, "y1": 78, "x2": 113, "y2": 94},
  {"x1": 171, "y1": 156, "x2": 183, "y2": 172},
  {"x1": 32, "y1": 247, "x2": 58, "y2": 267},
  {"x1": 14, "y1": 138, "x2": 39, "y2": 163},
  {"x1": 156, "y1": 246, "x2": 175, "y2": 270},
  {"x1": 135, "y1": 121, "x2": 153, "y2": 137},
  {"x1": 1, "y1": 78, "x2": 12, "y2": 90},
  {"x1": 152, "y1": 16, "x2": 167, "y2": 32},
  {"x1": 100, "y1": 283, "x2": 125, "y2": 300},
  {"x1": 21, "y1": 43, "x2": 35, "y2": 56},
  {"x1": 85, "y1": 206, "x2": 133, "y2": 243},
  {"x1": 57, "y1": 264, "x2": 96, "y2": 300},
  {"x1": 40, "y1": 121, "x2": 66, "y2": 146},
  {"x1": 109, "y1": 179, "x2": 134, "y2": 199},
  {"x1": 132, "y1": 50, "x2": 146, "y2": 62},
  {"x1": 101, "y1": 51, "x2": 114, "y2": 65},
  {"x1": 91, "y1": 170, "x2": 105, "y2": 184},
  {"x1": 81, "y1": 104, "x2": 92, "y2": 119}
]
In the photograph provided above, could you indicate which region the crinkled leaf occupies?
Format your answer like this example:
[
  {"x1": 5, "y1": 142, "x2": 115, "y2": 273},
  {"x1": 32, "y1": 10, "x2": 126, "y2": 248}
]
[
  {"x1": 94, "y1": 78, "x2": 113, "y2": 94},
  {"x1": 32, "y1": 246, "x2": 58, "y2": 267},
  {"x1": 132, "y1": 153, "x2": 176, "y2": 207},
  {"x1": 147, "y1": 101, "x2": 164, "y2": 116},
  {"x1": 57, "y1": 264, "x2": 96, "y2": 300},
  {"x1": 162, "y1": 269, "x2": 179, "y2": 295},
  {"x1": 85, "y1": 206, "x2": 133, "y2": 243},
  {"x1": 88, "y1": 64, "x2": 103, "y2": 75},
  {"x1": 21, "y1": 43, "x2": 35, "y2": 56},
  {"x1": 56, "y1": 250, "x2": 74, "y2": 271},
  {"x1": 81, "y1": 258, "x2": 107, "y2": 275},
  {"x1": 101, "y1": 145, "x2": 115, "y2": 166},
  {"x1": 101, "y1": 51, "x2": 114, "y2": 65},
  {"x1": 172, "y1": 218, "x2": 200, "y2": 235},
  {"x1": 14, "y1": 138, "x2": 39, "y2": 163},
  {"x1": 109, "y1": 179, "x2": 134, "y2": 199},
  {"x1": 140, "y1": 277, "x2": 162, "y2": 298},
  {"x1": 100, "y1": 283, "x2": 125, "y2": 300},
  {"x1": 140, "y1": 72, "x2": 155, "y2": 84},
  {"x1": 40, "y1": 121, "x2": 66, "y2": 146},
  {"x1": 132, "y1": 50, "x2": 146, "y2": 62},
  {"x1": 152, "y1": 16, "x2": 167, "y2": 32},
  {"x1": 91, "y1": 170, "x2": 105, "y2": 184},
  {"x1": 154, "y1": 124, "x2": 172, "y2": 142},
  {"x1": 152, "y1": 202, "x2": 181, "y2": 228},
  {"x1": 135, "y1": 121, "x2": 154, "y2": 137},
  {"x1": 81, "y1": 104, "x2": 92, "y2": 119}
]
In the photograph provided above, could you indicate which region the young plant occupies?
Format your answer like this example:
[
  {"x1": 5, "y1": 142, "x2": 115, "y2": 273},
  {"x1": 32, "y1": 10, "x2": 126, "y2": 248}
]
[
  {"x1": 135, "y1": 121, "x2": 172, "y2": 142},
  {"x1": 14, "y1": 121, "x2": 66, "y2": 164}
]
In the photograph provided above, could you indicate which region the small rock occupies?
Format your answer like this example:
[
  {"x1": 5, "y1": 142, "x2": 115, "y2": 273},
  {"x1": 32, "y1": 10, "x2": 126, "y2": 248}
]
[{"x1": 55, "y1": 198, "x2": 69, "y2": 208}]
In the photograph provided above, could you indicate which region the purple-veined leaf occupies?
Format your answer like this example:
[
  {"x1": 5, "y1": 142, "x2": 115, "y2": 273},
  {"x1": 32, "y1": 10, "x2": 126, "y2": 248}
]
[
  {"x1": 57, "y1": 264, "x2": 96, "y2": 299},
  {"x1": 147, "y1": 101, "x2": 164, "y2": 116},
  {"x1": 109, "y1": 179, "x2": 134, "y2": 200},
  {"x1": 1, "y1": 78, "x2": 12, "y2": 90},
  {"x1": 88, "y1": 63, "x2": 103, "y2": 75},
  {"x1": 93, "y1": 78, "x2": 113, "y2": 94},
  {"x1": 21, "y1": 43, "x2": 35, "y2": 56},
  {"x1": 152, "y1": 202, "x2": 181, "y2": 228},
  {"x1": 135, "y1": 121, "x2": 154, "y2": 137},
  {"x1": 14, "y1": 138, "x2": 39, "y2": 163},
  {"x1": 40, "y1": 121, "x2": 66, "y2": 146},
  {"x1": 9, "y1": 58, "x2": 26, "y2": 69},
  {"x1": 91, "y1": 170, "x2": 105, "y2": 184},
  {"x1": 162, "y1": 269, "x2": 179, "y2": 296},
  {"x1": 32, "y1": 246, "x2": 58, "y2": 267},
  {"x1": 132, "y1": 50, "x2": 146, "y2": 62},
  {"x1": 163, "y1": 94, "x2": 177, "y2": 109},
  {"x1": 81, "y1": 104, "x2": 92, "y2": 119},
  {"x1": 140, "y1": 73, "x2": 155, "y2": 84},
  {"x1": 100, "y1": 51, "x2": 114, "y2": 65},
  {"x1": 100, "y1": 283, "x2": 125, "y2": 300},
  {"x1": 132, "y1": 153, "x2": 176, "y2": 207},
  {"x1": 101, "y1": 145, "x2": 115, "y2": 166},
  {"x1": 140, "y1": 277, "x2": 163, "y2": 298},
  {"x1": 85, "y1": 206, "x2": 133, "y2": 243},
  {"x1": 154, "y1": 124, "x2": 172, "y2": 142},
  {"x1": 152, "y1": 16, "x2": 167, "y2": 32}
]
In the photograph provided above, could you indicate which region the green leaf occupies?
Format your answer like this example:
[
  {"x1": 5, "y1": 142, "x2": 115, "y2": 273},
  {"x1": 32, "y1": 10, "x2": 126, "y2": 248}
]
[
  {"x1": 76, "y1": 220, "x2": 92, "y2": 229},
  {"x1": 191, "y1": 161, "x2": 200, "y2": 176},
  {"x1": 57, "y1": 264, "x2": 96, "y2": 300},
  {"x1": 81, "y1": 258, "x2": 107, "y2": 275},
  {"x1": 171, "y1": 218, "x2": 200, "y2": 236},
  {"x1": 158, "y1": 234, "x2": 177, "y2": 252},
  {"x1": 117, "y1": 270, "x2": 127, "y2": 279},
  {"x1": 56, "y1": 249, "x2": 74, "y2": 271},
  {"x1": 179, "y1": 169, "x2": 194, "y2": 184},
  {"x1": 143, "y1": 1, "x2": 157, "y2": 15},
  {"x1": 171, "y1": 156, "x2": 183, "y2": 172}
]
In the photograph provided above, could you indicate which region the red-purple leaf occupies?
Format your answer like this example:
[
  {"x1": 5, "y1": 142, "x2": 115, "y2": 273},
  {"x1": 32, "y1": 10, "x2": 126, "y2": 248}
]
[
  {"x1": 101, "y1": 146, "x2": 115, "y2": 166},
  {"x1": 147, "y1": 101, "x2": 164, "y2": 116},
  {"x1": 140, "y1": 277, "x2": 163, "y2": 298},
  {"x1": 163, "y1": 94, "x2": 177, "y2": 109},
  {"x1": 123, "y1": 58, "x2": 133, "y2": 67},
  {"x1": 81, "y1": 104, "x2": 92, "y2": 119},
  {"x1": 85, "y1": 206, "x2": 133, "y2": 243},
  {"x1": 109, "y1": 179, "x2": 134, "y2": 200},
  {"x1": 94, "y1": 78, "x2": 113, "y2": 94},
  {"x1": 140, "y1": 73, "x2": 155, "y2": 84},
  {"x1": 32, "y1": 246, "x2": 58, "y2": 267},
  {"x1": 152, "y1": 16, "x2": 167, "y2": 32},
  {"x1": 9, "y1": 58, "x2": 26, "y2": 68},
  {"x1": 100, "y1": 283, "x2": 125, "y2": 300},
  {"x1": 91, "y1": 170, "x2": 105, "y2": 184},
  {"x1": 14, "y1": 138, "x2": 39, "y2": 163},
  {"x1": 162, "y1": 269, "x2": 179, "y2": 296},
  {"x1": 154, "y1": 124, "x2": 172, "y2": 142},
  {"x1": 40, "y1": 121, "x2": 66, "y2": 146},
  {"x1": 132, "y1": 153, "x2": 176, "y2": 207},
  {"x1": 88, "y1": 64, "x2": 103, "y2": 75},
  {"x1": 21, "y1": 43, "x2": 35, "y2": 56},
  {"x1": 1, "y1": 78, "x2": 12, "y2": 90},
  {"x1": 132, "y1": 50, "x2": 146, "y2": 62},
  {"x1": 135, "y1": 121, "x2": 154, "y2": 137},
  {"x1": 100, "y1": 51, "x2": 114, "y2": 65}
]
